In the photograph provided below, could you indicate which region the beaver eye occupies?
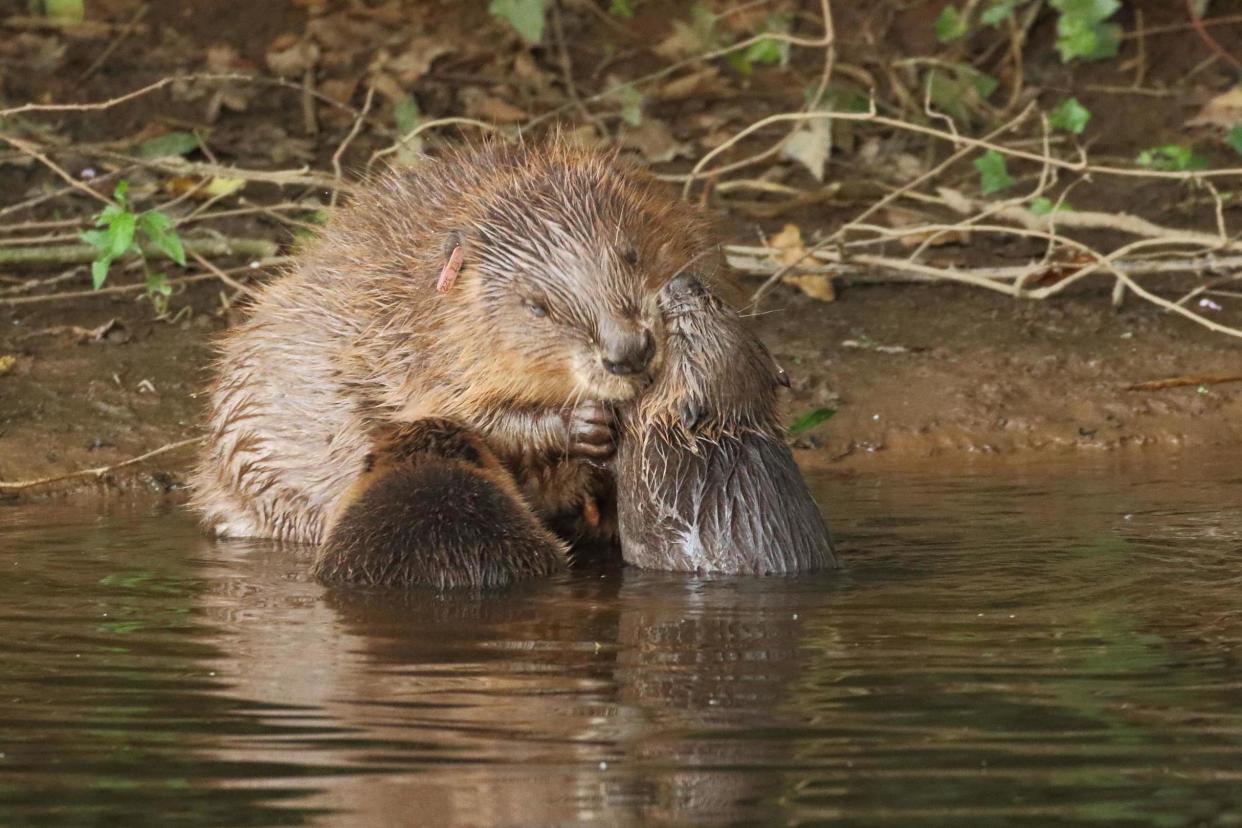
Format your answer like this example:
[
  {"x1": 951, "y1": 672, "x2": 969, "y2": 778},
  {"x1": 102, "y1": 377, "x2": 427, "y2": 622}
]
[{"x1": 523, "y1": 298, "x2": 548, "y2": 318}]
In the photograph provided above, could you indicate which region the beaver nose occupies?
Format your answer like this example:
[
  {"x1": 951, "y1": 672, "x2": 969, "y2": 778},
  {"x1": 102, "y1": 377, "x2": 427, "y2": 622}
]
[{"x1": 601, "y1": 328, "x2": 655, "y2": 376}]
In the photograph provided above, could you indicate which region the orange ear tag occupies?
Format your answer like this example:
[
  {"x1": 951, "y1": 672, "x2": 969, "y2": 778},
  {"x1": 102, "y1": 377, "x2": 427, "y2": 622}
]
[{"x1": 436, "y1": 245, "x2": 464, "y2": 293}]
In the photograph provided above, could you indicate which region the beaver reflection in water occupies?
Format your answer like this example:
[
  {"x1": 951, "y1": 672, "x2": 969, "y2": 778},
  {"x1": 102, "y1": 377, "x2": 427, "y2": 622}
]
[
  {"x1": 314, "y1": 419, "x2": 567, "y2": 589},
  {"x1": 616, "y1": 274, "x2": 838, "y2": 575}
]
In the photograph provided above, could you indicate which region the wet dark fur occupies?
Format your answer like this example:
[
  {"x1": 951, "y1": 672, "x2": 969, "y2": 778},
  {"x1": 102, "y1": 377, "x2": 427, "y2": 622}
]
[
  {"x1": 314, "y1": 419, "x2": 568, "y2": 589},
  {"x1": 616, "y1": 275, "x2": 838, "y2": 575}
]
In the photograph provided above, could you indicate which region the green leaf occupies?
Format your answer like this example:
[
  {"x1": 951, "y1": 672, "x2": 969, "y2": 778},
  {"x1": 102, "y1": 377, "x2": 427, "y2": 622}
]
[
  {"x1": 975, "y1": 149, "x2": 1015, "y2": 195},
  {"x1": 1228, "y1": 124, "x2": 1242, "y2": 155},
  {"x1": 1050, "y1": 0, "x2": 1121, "y2": 62},
  {"x1": 146, "y1": 271, "x2": 172, "y2": 297},
  {"x1": 1136, "y1": 144, "x2": 1209, "y2": 172},
  {"x1": 489, "y1": 0, "x2": 547, "y2": 44},
  {"x1": 1029, "y1": 196, "x2": 1072, "y2": 215},
  {"x1": 927, "y1": 64, "x2": 996, "y2": 124},
  {"x1": 934, "y1": 6, "x2": 969, "y2": 42},
  {"x1": 968, "y1": 69, "x2": 999, "y2": 98},
  {"x1": 745, "y1": 36, "x2": 784, "y2": 66},
  {"x1": 105, "y1": 210, "x2": 137, "y2": 259},
  {"x1": 112, "y1": 179, "x2": 129, "y2": 204},
  {"x1": 789, "y1": 408, "x2": 836, "y2": 436},
  {"x1": 1049, "y1": 0, "x2": 1120, "y2": 22},
  {"x1": 79, "y1": 228, "x2": 108, "y2": 250},
  {"x1": 91, "y1": 257, "x2": 112, "y2": 290},
  {"x1": 981, "y1": 0, "x2": 1024, "y2": 26},
  {"x1": 135, "y1": 131, "x2": 200, "y2": 159},
  {"x1": 1049, "y1": 97, "x2": 1090, "y2": 134},
  {"x1": 44, "y1": 0, "x2": 84, "y2": 23},
  {"x1": 393, "y1": 95, "x2": 421, "y2": 135},
  {"x1": 608, "y1": 0, "x2": 634, "y2": 18},
  {"x1": 138, "y1": 211, "x2": 186, "y2": 266},
  {"x1": 614, "y1": 84, "x2": 643, "y2": 126}
]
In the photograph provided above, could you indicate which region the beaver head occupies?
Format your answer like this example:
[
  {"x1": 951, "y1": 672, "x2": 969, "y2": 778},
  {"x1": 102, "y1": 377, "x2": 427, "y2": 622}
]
[
  {"x1": 635, "y1": 272, "x2": 785, "y2": 438},
  {"x1": 461, "y1": 147, "x2": 713, "y2": 404}
]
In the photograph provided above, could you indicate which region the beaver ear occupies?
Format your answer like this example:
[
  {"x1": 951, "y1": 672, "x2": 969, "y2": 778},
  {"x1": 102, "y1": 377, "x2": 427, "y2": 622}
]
[
  {"x1": 361, "y1": 453, "x2": 376, "y2": 473},
  {"x1": 436, "y1": 230, "x2": 465, "y2": 293}
]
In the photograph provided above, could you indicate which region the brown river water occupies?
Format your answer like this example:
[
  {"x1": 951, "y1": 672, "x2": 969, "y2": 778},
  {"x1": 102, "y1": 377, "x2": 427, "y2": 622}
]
[{"x1": 2, "y1": 451, "x2": 1241, "y2": 827}]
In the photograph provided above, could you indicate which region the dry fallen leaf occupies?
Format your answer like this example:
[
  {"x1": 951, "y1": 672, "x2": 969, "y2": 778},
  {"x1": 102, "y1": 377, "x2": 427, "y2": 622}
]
[
  {"x1": 1187, "y1": 86, "x2": 1242, "y2": 130},
  {"x1": 461, "y1": 90, "x2": 528, "y2": 124},
  {"x1": 620, "y1": 119, "x2": 690, "y2": 163},
  {"x1": 783, "y1": 273, "x2": 836, "y2": 302},
  {"x1": 781, "y1": 118, "x2": 832, "y2": 182},
  {"x1": 0, "y1": 354, "x2": 16, "y2": 376},
  {"x1": 657, "y1": 67, "x2": 722, "y2": 101},
  {"x1": 766, "y1": 224, "x2": 835, "y2": 302},
  {"x1": 266, "y1": 36, "x2": 319, "y2": 78},
  {"x1": 389, "y1": 37, "x2": 453, "y2": 85},
  {"x1": 767, "y1": 224, "x2": 808, "y2": 266}
]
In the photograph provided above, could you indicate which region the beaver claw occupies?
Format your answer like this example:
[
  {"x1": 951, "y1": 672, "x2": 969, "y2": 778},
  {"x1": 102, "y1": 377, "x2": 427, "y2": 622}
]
[{"x1": 562, "y1": 401, "x2": 616, "y2": 461}]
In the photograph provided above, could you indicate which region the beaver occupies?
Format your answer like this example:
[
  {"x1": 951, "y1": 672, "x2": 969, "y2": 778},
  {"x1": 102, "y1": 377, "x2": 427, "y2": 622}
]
[
  {"x1": 313, "y1": 418, "x2": 566, "y2": 588},
  {"x1": 191, "y1": 140, "x2": 713, "y2": 546},
  {"x1": 615, "y1": 274, "x2": 838, "y2": 575}
]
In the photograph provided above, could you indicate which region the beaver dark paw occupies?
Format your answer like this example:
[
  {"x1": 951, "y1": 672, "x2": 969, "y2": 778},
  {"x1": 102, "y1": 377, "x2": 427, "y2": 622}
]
[{"x1": 561, "y1": 401, "x2": 616, "y2": 461}]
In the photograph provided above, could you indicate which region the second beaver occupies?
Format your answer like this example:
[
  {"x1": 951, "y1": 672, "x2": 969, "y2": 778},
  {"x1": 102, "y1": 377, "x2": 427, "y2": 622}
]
[
  {"x1": 314, "y1": 418, "x2": 567, "y2": 589},
  {"x1": 616, "y1": 275, "x2": 837, "y2": 575}
]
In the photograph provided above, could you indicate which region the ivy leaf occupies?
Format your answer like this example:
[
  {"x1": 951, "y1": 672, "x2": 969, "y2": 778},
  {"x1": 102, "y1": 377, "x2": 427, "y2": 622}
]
[
  {"x1": 1050, "y1": 0, "x2": 1121, "y2": 61},
  {"x1": 44, "y1": 0, "x2": 84, "y2": 24},
  {"x1": 1029, "y1": 196, "x2": 1073, "y2": 216},
  {"x1": 981, "y1": 0, "x2": 1024, "y2": 26},
  {"x1": 138, "y1": 211, "x2": 186, "y2": 266},
  {"x1": 934, "y1": 6, "x2": 970, "y2": 42},
  {"x1": 613, "y1": 84, "x2": 643, "y2": 126},
  {"x1": 926, "y1": 63, "x2": 997, "y2": 124},
  {"x1": 789, "y1": 408, "x2": 836, "y2": 436},
  {"x1": 489, "y1": 0, "x2": 546, "y2": 44},
  {"x1": 1228, "y1": 124, "x2": 1242, "y2": 155},
  {"x1": 393, "y1": 95, "x2": 421, "y2": 135},
  {"x1": 1136, "y1": 144, "x2": 1208, "y2": 171},
  {"x1": 975, "y1": 149, "x2": 1015, "y2": 195},
  {"x1": 1049, "y1": 97, "x2": 1090, "y2": 134},
  {"x1": 1050, "y1": 0, "x2": 1119, "y2": 21},
  {"x1": 136, "y1": 131, "x2": 200, "y2": 159}
]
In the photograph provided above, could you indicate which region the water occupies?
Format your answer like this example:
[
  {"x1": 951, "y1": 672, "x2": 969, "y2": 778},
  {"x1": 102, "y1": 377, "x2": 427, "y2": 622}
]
[{"x1": 2, "y1": 452, "x2": 1241, "y2": 827}]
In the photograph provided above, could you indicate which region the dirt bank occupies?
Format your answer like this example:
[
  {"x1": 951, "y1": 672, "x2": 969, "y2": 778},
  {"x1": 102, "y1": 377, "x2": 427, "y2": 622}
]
[{"x1": 3, "y1": 277, "x2": 1240, "y2": 502}]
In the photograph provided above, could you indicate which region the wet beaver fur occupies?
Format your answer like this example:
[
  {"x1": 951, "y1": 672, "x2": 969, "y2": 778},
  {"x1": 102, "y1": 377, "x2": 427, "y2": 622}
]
[
  {"x1": 615, "y1": 274, "x2": 838, "y2": 575},
  {"x1": 191, "y1": 140, "x2": 712, "y2": 546},
  {"x1": 314, "y1": 418, "x2": 567, "y2": 589}
]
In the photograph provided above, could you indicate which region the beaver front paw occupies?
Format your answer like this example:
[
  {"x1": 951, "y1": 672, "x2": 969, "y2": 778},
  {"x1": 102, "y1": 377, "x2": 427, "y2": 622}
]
[{"x1": 561, "y1": 401, "x2": 616, "y2": 461}]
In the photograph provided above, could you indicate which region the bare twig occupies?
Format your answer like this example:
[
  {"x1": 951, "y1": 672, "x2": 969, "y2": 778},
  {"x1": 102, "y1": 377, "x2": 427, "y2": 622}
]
[
  {"x1": 1185, "y1": 0, "x2": 1242, "y2": 71},
  {"x1": 1, "y1": 258, "x2": 288, "y2": 306},
  {"x1": 329, "y1": 84, "x2": 375, "y2": 208},
  {"x1": 0, "y1": 236, "x2": 278, "y2": 268},
  {"x1": 0, "y1": 437, "x2": 202, "y2": 492}
]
